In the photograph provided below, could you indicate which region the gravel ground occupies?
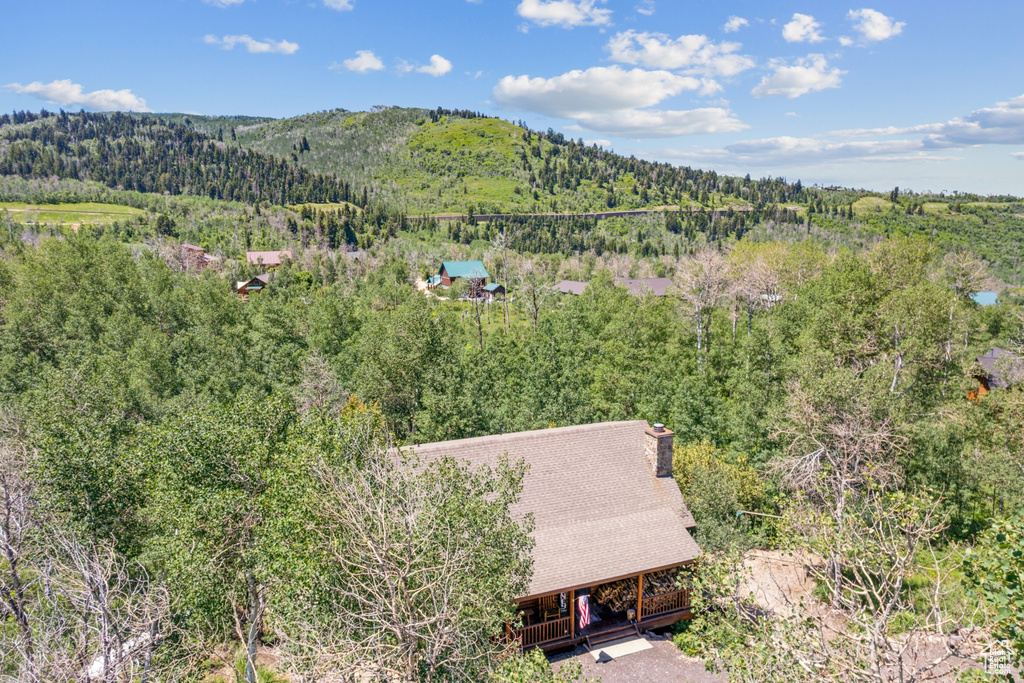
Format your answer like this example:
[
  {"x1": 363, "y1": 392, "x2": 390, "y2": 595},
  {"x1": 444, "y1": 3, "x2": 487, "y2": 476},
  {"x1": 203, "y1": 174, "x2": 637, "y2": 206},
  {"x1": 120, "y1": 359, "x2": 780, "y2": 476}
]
[{"x1": 549, "y1": 636, "x2": 726, "y2": 683}]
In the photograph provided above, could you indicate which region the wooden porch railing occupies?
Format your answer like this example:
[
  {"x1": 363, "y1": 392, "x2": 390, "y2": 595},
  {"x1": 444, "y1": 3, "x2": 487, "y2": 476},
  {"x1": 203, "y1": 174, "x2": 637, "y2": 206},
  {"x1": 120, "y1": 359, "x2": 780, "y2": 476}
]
[
  {"x1": 642, "y1": 590, "x2": 691, "y2": 618},
  {"x1": 514, "y1": 616, "x2": 572, "y2": 648}
]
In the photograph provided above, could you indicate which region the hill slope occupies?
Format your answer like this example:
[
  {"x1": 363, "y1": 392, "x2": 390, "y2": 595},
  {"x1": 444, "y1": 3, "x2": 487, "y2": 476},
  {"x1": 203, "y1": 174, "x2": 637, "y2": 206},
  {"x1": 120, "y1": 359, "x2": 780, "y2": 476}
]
[
  {"x1": 223, "y1": 107, "x2": 777, "y2": 215},
  {"x1": 4, "y1": 108, "x2": 1024, "y2": 282}
]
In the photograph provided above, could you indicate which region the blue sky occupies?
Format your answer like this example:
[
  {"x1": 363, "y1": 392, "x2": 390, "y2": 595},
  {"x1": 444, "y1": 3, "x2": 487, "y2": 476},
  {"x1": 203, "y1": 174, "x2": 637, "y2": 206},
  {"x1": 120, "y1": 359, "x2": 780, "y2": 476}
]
[{"x1": 3, "y1": 0, "x2": 1024, "y2": 194}]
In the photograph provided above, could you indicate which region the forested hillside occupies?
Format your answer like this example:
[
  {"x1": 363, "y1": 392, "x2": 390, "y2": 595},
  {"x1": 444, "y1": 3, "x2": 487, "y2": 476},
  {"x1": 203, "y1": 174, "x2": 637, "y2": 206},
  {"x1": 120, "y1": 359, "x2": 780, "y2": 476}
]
[
  {"x1": 1, "y1": 106, "x2": 1023, "y2": 681},
  {"x1": 1, "y1": 232, "x2": 1022, "y2": 679},
  {"x1": 4, "y1": 109, "x2": 1024, "y2": 281}
]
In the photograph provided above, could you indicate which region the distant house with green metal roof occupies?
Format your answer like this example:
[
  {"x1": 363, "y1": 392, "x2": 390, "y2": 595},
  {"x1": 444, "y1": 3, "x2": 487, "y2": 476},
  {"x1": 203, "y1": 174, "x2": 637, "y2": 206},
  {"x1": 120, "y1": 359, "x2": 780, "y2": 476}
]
[
  {"x1": 429, "y1": 260, "x2": 492, "y2": 297},
  {"x1": 483, "y1": 282, "x2": 505, "y2": 300},
  {"x1": 440, "y1": 260, "x2": 489, "y2": 281}
]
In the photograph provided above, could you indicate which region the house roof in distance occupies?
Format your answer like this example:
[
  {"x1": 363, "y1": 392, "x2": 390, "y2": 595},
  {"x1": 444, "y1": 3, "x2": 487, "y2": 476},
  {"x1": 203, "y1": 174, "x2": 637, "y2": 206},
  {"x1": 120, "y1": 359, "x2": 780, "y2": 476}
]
[
  {"x1": 977, "y1": 346, "x2": 1024, "y2": 388},
  {"x1": 483, "y1": 282, "x2": 504, "y2": 292},
  {"x1": 556, "y1": 280, "x2": 588, "y2": 295},
  {"x1": 246, "y1": 250, "x2": 293, "y2": 267},
  {"x1": 970, "y1": 291, "x2": 999, "y2": 306},
  {"x1": 615, "y1": 277, "x2": 674, "y2": 297},
  {"x1": 235, "y1": 273, "x2": 271, "y2": 292},
  {"x1": 411, "y1": 421, "x2": 700, "y2": 599},
  {"x1": 441, "y1": 260, "x2": 489, "y2": 279}
]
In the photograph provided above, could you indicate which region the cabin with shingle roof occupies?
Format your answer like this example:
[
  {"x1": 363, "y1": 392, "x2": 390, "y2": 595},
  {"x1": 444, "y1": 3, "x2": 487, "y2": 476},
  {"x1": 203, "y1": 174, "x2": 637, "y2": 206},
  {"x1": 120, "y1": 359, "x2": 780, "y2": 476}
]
[
  {"x1": 235, "y1": 273, "x2": 271, "y2": 298},
  {"x1": 412, "y1": 420, "x2": 700, "y2": 651}
]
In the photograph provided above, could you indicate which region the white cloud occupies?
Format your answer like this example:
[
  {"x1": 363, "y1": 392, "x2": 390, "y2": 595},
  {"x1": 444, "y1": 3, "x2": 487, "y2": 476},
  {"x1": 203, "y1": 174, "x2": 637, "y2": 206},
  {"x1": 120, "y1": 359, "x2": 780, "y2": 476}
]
[
  {"x1": 923, "y1": 95, "x2": 1024, "y2": 147},
  {"x1": 678, "y1": 93, "x2": 1024, "y2": 171},
  {"x1": 782, "y1": 13, "x2": 825, "y2": 43},
  {"x1": 495, "y1": 66, "x2": 700, "y2": 116},
  {"x1": 605, "y1": 30, "x2": 755, "y2": 81},
  {"x1": 468, "y1": 70, "x2": 484, "y2": 79},
  {"x1": 585, "y1": 138, "x2": 612, "y2": 147},
  {"x1": 516, "y1": 0, "x2": 611, "y2": 28},
  {"x1": 673, "y1": 136, "x2": 960, "y2": 169},
  {"x1": 323, "y1": 0, "x2": 354, "y2": 10},
  {"x1": 4, "y1": 79, "x2": 151, "y2": 112},
  {"x1": 830, "y1": 123, "x2": 944, "y2": 137},
  {"x1": 203, "y1": 34, "x2": 299, "y2": 54},
  {"x1": 493, "y1": 65, "x2": 746, "y2": 136},
  {"x1": 724, "y1": 136, "x2": 922, "y2": 160},
  {"x1": 832, "y1": 95, "x2": 1024, "y2": 148},
  {"x1": 417, "y1": 55, "x2": 453, "y2": 77},
  {"x1": 571, "y1": 108, "x2": 747, "y2": 137},
  {"x1": 202, "y1": 0, "x2": 245, "y2": 6},
  {"x1": 751, "y1": 54, "x2": 843, "y2": 98},
  {"x1": 723, "y1": 16, "x2": 748, "y2": 33},
  {"x1": 848, "y1": 9, "x2": 905, "y2": 42},
  {"x1": 334, "y1": 50, "x2": 384, "y2": 73},
  {"x1": 838, "y1": 36, "x2": 854, "y2": 46},
  {"x1": 636, "y1": 1, "x2": 654, "y2": 16}
]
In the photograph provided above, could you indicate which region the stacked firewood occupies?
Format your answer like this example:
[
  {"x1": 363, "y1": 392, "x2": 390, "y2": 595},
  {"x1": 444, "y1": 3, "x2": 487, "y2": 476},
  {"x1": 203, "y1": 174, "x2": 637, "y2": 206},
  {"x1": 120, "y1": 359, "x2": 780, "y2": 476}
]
[
  {"x1": 591, "y1": 567, "x2": 691, "y2": 612},
  {"x1": 592, "y1": 578, "x2": 638, "y2": 613},
  {"x1": 642, "y1": 567, "x2": 689, "y2": 598}
]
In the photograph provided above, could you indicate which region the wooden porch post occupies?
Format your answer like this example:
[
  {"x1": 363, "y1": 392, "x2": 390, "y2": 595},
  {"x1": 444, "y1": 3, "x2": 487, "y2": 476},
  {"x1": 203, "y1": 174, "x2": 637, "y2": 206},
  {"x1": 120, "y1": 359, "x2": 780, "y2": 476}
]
[
  {"x1": 637, "y1": 573, "x2": 644, "y2": 623},
  {"x1": 569, "y1": 589, "x2": 576, "y2": 639}
]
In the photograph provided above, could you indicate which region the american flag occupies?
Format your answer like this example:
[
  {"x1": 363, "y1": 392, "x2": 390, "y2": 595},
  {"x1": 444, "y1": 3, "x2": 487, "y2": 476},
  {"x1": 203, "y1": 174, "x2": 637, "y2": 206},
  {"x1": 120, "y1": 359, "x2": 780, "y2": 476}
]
[{"x1": 577, "y1": 595, "x2": 590, "y2": 629}]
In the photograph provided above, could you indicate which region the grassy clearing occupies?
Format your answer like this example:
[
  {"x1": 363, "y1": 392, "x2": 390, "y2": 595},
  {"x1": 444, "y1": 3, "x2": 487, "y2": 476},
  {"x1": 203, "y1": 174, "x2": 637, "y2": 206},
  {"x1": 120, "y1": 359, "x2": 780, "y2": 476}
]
[
  {"x1": 288, "y1": 201, "x2": 362, "y2": 213},
  {"x1": 853, "y1": 197, "x2": 894, "y2": 214},
  {"x1": 921, "y1": 202, "x2": 950, "y2": 214},
  {"x1": 0, "y1": 202, "x2": 147, "y2": 225}
]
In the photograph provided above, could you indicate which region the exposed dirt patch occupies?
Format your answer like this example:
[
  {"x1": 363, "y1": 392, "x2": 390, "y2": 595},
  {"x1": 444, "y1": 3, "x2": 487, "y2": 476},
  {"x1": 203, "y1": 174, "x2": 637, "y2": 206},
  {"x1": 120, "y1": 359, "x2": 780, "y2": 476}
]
[{"x1": 737, "y1": 549, "x2": 819, "y2": 616}]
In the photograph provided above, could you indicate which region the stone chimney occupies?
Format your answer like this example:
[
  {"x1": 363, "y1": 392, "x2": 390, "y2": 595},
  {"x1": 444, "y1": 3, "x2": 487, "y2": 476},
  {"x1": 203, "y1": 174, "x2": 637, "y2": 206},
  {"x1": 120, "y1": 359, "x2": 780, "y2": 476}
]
[{"x1": 644, "y1": 423, "x2": 674, "y2": 477}]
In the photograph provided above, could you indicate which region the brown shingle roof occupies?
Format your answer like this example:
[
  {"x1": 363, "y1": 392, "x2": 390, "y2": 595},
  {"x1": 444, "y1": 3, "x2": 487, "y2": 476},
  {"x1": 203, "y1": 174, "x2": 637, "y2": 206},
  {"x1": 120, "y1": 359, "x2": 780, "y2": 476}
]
[
  {"x1": 556, "y1": 280, "x2": 588, "y2": 295},
  {"x1": 411, "y1": 421, "x2": 700, "y2": 599},
  {"x1": 246, "y1": 250, "x2": 293, "y2": 267},
  {"x1": 615, "y1": 277, "x2": 674, "y2": 297}
]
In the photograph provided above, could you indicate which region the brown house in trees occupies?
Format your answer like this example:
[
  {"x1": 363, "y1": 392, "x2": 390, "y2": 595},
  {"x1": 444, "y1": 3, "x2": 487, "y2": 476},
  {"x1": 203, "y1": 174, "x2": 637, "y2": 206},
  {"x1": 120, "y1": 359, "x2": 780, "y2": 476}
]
[
  {"x1": 235, "y1": 273, "x2": 271, "y2": 298},
  {"x1": 972, "y1": 347, "x2": 1024, "y2": 398},
  {"x1": 180, "y1": 244, "x2": 219, "y2": 272},
  {"x1": 246, "y1": 250, "x2": 293, "y2": 269},
  {"x1": 412, "y1": 421, "x2": 700, "y2": 652}
]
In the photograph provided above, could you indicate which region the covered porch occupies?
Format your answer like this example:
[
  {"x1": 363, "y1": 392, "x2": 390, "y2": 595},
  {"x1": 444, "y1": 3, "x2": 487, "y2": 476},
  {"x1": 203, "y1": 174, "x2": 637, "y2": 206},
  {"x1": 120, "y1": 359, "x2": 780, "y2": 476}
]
[{"x1": 511, "y1": 563, "x2": 694, "y2": 651}]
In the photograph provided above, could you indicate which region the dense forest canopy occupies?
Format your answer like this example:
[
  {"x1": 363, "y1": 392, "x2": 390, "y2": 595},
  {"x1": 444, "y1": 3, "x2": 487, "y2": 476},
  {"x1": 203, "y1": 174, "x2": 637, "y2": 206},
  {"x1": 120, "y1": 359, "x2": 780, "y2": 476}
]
[{"x1": 1, "y1": 107, "x2": 1022, "y2": 681}]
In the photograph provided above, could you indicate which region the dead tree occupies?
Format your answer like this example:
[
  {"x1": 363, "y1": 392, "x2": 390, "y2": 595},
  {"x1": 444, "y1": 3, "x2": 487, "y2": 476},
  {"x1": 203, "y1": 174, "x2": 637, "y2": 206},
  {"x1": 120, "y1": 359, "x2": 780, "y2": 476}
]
[
  {"x1": 295, "y1": 351, "x2": 348, "y2": 417},
  {"x1": 773, "y1": 382, "x2": 904, "y2": 607},
  {"x1": 0, "y1": 406, "x2": 35, "y2": 665},
  {"x1": 276, "y1": 444, "x2": 531, "y2": 682},
  {"x1": 516, "y1": 258, "x2": 555, "y2": 329},
  {"x1": 675, "y1": 249, "x2": 730, "y2": 372}
]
